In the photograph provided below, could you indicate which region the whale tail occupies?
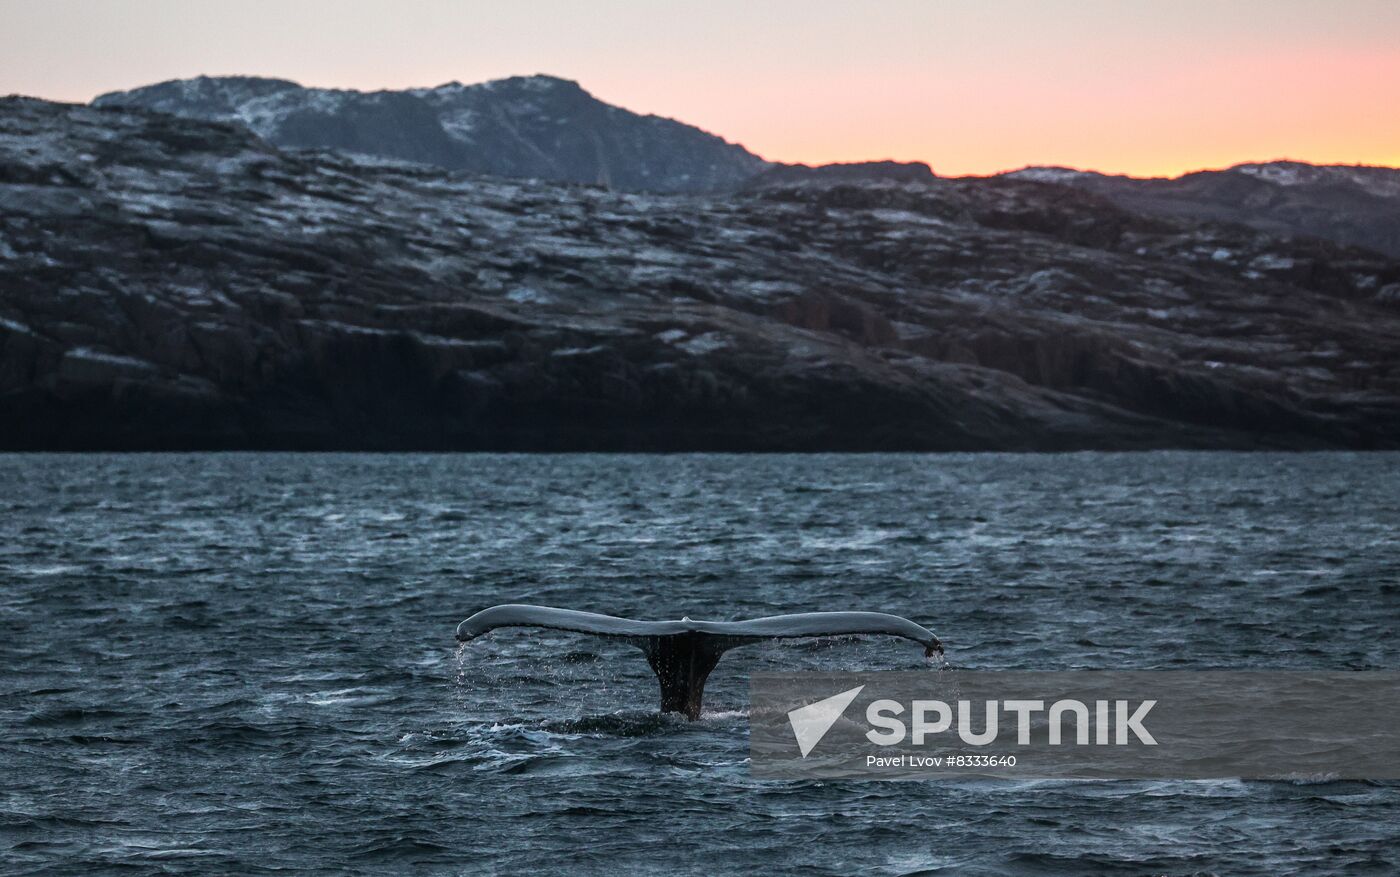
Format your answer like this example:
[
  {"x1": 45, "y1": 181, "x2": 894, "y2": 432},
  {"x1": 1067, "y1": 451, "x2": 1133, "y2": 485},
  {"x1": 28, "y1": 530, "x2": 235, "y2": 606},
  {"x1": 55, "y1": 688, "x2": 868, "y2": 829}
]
[
  {"x1": 455, "y1": 604, "x2": 942, "y2": 720},
  {"x1": 643, "y1": 632, "x2": 724, "y2": 720}
]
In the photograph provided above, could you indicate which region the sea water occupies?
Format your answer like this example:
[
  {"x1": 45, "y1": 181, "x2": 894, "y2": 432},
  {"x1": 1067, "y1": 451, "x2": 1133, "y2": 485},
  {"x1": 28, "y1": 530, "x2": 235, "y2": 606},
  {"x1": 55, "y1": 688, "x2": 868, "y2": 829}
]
[{"x1": 3, "y1": 452, "x2": 1398, "y2": 874}]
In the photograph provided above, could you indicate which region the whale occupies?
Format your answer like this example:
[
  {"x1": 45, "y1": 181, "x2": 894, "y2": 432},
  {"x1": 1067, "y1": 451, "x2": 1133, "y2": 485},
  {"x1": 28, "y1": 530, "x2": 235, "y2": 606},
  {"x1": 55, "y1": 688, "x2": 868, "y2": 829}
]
[{"x1": 455, "y1": 604, "x2": 942, "y2": 720}]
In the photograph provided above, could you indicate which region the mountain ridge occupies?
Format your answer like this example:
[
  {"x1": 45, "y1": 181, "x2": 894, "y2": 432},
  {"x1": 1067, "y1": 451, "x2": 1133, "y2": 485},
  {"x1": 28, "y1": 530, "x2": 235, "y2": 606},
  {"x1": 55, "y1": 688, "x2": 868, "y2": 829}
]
[
  {"x1": 94, "y1": 74, "x2": 773, "y2": 193},
  {"x1": 1005, "y1": 161, "x2": 1400, "y2": 257},
  {"x1": 92, "y1": 74, "x2": 1400, "y2": 256},
  {"x1": 1009, "y1": 159, "x2": 1400, "y2": 185}
]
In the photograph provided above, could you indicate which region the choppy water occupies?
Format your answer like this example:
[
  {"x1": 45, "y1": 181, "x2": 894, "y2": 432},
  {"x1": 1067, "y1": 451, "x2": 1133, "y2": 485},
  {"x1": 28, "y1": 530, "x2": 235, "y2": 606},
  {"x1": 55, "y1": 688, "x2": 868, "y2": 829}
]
[{"x1": 3, "y1": 452, "x2": 1399, "y2": 875}]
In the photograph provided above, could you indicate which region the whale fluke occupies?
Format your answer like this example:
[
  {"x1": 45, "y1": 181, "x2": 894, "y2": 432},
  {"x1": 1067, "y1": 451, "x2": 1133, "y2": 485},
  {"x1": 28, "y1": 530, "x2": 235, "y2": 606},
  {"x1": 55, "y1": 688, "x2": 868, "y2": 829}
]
[{"x1": 455, "y1": 604, "x2": 942, "y2": 720}]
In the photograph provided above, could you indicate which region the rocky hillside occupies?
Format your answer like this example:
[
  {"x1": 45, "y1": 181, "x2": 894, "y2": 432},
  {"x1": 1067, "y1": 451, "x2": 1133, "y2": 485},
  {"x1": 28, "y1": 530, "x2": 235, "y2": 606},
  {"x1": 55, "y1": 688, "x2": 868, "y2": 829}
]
[
  {"x1": 93, "y1": 76, "x2": 1400, "y2": 260},
  {"x1": 744, "y1": 160, "x2": 936, "y2": 188},
  {"x1": 93, "y1": 75, "x2": 772, "y2": 193},
  {"x1": 2, "y1": 98, "x2": 1399, "y2": 450},
  {"x1": 1007, "y1": 162, "x2": 1400, "y2": 258}
]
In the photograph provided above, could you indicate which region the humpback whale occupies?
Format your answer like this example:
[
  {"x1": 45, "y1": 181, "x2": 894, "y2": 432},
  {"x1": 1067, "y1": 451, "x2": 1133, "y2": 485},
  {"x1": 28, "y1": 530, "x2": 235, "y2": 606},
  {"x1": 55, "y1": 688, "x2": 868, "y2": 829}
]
[{"x1": 455, "y1": 604, "x2": 942, "y2": 720}]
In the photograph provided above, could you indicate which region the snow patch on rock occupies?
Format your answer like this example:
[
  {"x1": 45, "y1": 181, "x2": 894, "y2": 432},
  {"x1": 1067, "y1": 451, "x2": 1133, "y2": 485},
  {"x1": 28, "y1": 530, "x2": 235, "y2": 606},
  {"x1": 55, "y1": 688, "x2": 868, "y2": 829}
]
[{"x1": 676, "y1": 332, "x2": 729, "y2": 355}]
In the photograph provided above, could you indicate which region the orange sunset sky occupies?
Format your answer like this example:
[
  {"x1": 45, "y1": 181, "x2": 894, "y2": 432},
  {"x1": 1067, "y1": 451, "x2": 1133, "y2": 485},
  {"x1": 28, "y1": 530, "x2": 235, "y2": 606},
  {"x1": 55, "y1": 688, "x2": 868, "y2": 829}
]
[{"x1": 2, "y1": 0, "x2": 1398, "y2": 177}]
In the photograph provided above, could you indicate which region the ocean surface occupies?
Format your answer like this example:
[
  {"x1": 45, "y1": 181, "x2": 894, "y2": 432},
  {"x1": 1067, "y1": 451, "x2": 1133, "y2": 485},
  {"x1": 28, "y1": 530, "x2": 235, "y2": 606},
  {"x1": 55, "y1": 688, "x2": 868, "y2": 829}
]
[{"x1": 3, "y1": 452, "x2": 1398, "y2": 876}]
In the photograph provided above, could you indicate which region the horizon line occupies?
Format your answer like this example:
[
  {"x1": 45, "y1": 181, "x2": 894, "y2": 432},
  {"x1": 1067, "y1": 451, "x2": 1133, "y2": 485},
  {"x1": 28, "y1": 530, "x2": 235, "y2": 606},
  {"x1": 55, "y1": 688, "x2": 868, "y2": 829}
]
[{"x1": 31, "y1": 71, "x2": 1400, "y2": 181}]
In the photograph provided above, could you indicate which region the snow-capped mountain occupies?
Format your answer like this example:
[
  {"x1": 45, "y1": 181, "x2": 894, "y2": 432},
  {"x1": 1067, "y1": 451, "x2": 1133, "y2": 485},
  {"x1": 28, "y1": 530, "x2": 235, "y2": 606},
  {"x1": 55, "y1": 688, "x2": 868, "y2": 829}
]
[
  {"x1": 93, "y1": 74, "x2": 773, "y2": 193},
  {"x1": 1006, "y1": 161, "x2": 1400, "y2": 257}
]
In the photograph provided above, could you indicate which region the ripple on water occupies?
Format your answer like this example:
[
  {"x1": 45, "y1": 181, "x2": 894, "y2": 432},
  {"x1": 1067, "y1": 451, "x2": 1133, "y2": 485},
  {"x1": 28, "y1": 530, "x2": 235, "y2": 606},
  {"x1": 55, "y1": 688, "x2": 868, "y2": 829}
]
[{"x1": 2, "y1": 452, "x2": 1398, "y2": 874}]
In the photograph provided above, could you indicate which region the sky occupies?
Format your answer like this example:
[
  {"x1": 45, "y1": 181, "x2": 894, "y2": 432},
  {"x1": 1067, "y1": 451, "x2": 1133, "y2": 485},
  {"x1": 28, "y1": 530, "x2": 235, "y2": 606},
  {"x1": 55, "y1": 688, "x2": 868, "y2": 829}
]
[{"x1": 2, "y1": 0, "x2": 1398, "y2": 177}]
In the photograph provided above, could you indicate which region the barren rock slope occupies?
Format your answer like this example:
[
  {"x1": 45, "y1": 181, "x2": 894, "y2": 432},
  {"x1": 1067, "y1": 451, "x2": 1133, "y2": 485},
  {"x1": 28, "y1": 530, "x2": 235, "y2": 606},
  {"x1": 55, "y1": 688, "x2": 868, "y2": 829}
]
[{"x1": 2, "y1": 99, "x2": 1398, "y2": 450}]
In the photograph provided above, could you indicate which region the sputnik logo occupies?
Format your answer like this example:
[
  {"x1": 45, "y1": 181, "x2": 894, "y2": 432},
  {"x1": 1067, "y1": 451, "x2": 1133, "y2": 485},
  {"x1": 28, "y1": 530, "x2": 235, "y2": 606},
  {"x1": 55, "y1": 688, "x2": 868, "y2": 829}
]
[{"x1": 787, "y1": 685, "x2": 864, "y2": 757}]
